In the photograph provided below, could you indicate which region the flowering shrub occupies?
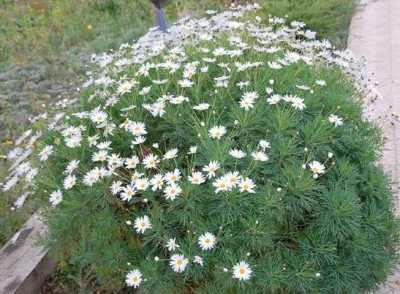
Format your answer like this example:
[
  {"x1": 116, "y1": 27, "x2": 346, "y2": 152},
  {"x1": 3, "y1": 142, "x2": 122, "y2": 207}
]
[{"x1": 2, "y1": 3, "x2": 400, "y2": 293}]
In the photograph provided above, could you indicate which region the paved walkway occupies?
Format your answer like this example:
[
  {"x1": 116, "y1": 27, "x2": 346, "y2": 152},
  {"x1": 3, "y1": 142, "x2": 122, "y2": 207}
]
[{"x1": 348, "y1": 0, "x2": 400, "y2": 293}]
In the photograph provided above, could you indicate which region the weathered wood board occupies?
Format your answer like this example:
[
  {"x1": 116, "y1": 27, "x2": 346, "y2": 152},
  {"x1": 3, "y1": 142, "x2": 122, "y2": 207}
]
[{"x1": 0, "y1": 213, "x2": 57, "y2": 294}]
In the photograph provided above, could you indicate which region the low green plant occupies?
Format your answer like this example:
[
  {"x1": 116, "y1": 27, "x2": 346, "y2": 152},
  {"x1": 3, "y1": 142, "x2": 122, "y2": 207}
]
[
  {"x1": 2, "y1": 3, "x2": 399, "y2": 294},
  {"x1": 260, "y1": 0, "x2": 357, "y2": 48}
]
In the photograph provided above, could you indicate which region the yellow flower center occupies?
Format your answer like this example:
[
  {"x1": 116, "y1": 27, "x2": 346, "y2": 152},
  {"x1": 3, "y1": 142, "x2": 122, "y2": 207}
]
[
  {"x1": 243, "y1": 184, "x2": 249, "y2": 190},
  {"x1": 140, "y1": 222, "x2": 146, "y2": 227},
  {"x1": 205, "y1": 239, "x2": 210, "y2": 244},
  {"x1": 239, "y1": 269, "x2": 245, "y2": 275},
  {"x1": 177, "y1": 259, "x2": 183, "y2": 265},
  {"x1": 132, "y1": 277, "x2": 138, "y2": 282}
]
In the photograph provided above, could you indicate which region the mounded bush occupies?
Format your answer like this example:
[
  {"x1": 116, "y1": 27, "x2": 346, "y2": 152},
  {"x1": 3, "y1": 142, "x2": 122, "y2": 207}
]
[{"x1": 4, "y1": 4, "x2": 399, "y2": 293}]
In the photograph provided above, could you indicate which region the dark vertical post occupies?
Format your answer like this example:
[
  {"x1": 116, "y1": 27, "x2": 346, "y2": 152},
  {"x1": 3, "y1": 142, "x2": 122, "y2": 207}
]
[{"x1": 150, "y1": 0, "x2": 169, "y2": 32}]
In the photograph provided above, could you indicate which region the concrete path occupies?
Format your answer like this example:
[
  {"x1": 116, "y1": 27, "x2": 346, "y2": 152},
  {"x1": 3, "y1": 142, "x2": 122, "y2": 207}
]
[{"x1": 348, "y1": 0, "x2": 400, "y2": 293}]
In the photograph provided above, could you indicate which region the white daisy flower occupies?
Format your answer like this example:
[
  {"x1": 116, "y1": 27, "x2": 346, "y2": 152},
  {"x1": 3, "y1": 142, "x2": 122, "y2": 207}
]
[
  {"x1": 117, "y1": 81, "x2": 134, "y2": 95},
  {"x1": 259, "y1": 140, "x2": 271, "y2": 150},
  {"x1": 188, "y1": 171, "x2": 206, "y2": 185},
  {"x1": 203, "y1": 161, "x2": 220, "y2": 178},
  {"x1": 163, "y1": 148, "x2": 178, "y2": 160},
  {"x1": 178, "y1": 79, "x2": 194, "y2": 88},
  {"x1": 309, "y1": 161, "x2": 325, "y2": 174},
  {"x1": 138, "y1": 86, "x2": 151, "y2": 96},
  {"x1": 125, "y1": 269, "x2": 142, "y2": 288},
  {"x1": 110, "y1": 180, "x2": 123, "y2": 195},
  {"x1": 170, "y1": 95, "x2": 189, "y2": 105},
  {"x1": 232, "y1": 261, "x2": 252, "y2": 281},
  {"x1": 170, "y1": 254, "x2": 189, "y2": 273},
  {"x1": 143, "y1": 154, "x2": 160, "y2": 169},
  {"x1": 97, "y1": 141, "x2": 112, "y2": 150},
  {"x1": 65, "y1": 159, "x2": 80, "y2": 174},
  {"x1": 193, "y1": 256, "x2": 204, "y2": 266},
  {"x1": 39, "y1": 145, "x2": 54, "y2": 161},
  {"x1": 193, "y1": 103, "x2": 210, "y2": 111},
  {"x1": 198, "y1": 232, "x2": 216, "y2": 250},
  {"x1": 239, "y1": 97, "x2": 255, "y2": 110},
  {"x1": 166, "y1": 238, "x2": 180, "y2": 252},
  {"x1": 187, "y1": 146, "x2": 198, "y2": 154},
  {"x1": 150, "y1": 174, "x2": 164, "y2": 191},
  {"x1": 238, "y1": 177, "x2": 256, "y2": 193},
  {"x1": 251, "y1": 151, "x2": 269, "y2": 161},
  {"x1": 285, "y1": 52, "x2": 301, "y2": 63},
  {"x1": 131, "y1": 171, "x2": 144, "y2": 182},
  {"x1": 267, "y1": 94, "x2": 281, "y2": 105},
  {"x1": 131, "y1": 136, "x2": 146, "y2": 146},
  {"x1": 49, "y1": 190, "x2": 63, "y2": 206},
  {"x1": 92, "y1": 150, "x2": 108, "y2": 162},
  {"x1": 296, "y1": 84, "x2": 311, "y2": 91},
  {"x1": 164, "y1": 169, "x2": 181, "y2": 184},
  {"x1": 164, "y1": 183, "x2": 182, "y2": 201},
  {"x1": 129, "y1": 122, "x2": 147, "y2": 136},
  {"x1": 150, "y1": 101, "x2": 166, "y2": 117},
  {"x1": 213, "y1": 47, "x2": 227, "y2": 56},
  {"x1": 237, "y1": 81, "x2": 250, "y2": 89},
  {"x1": 125, "y1": 156, "x2": 140, "y2": 169},
  {"x1": 208, "y1": 126, "x2": 227, "y2": 140},
  {"x1": 107, "y1": 153, "x2": 123, "y2": 166},
  {"x1": 134, "y1": 215, "x2": 152, "y2": 234},
  {"x1": 265, "y1": 87, "x2": 274, "y2": 95},
  {"x1": 119, "y1": 118, "x2": 132, "y2": 131},
  {"x1": 291, "y1": 97, "x2": 306, "y2": 110},
  {"x1": 83, "y1": 171, "x2": 99, "y2": 186},
  {"x1": 316, "y1": 79, "x2": 327, "y2": 86},
  {"x1": 328, "y1": 114, "x2": 343, "y2": 127},
  {"x1": 213, "y1": 176, "x2": 230, "y2": 193},
  {"x1": 242, "y1": 91, "x2": 259, "y2": 101},
  {"x1": 226, "y1": 171, "x2": 241, "y2": 187},
  {"x1": 90, "y1": 110, "x2": 108, "y2": 124},
  {"x1": 229, "y1": 149, "x2": 246, "y2": 159},
  {"x1": 120, "y1": 185, "x2": 136, "y2": 202},
  {"x1": 135, "y1": 178, "x2": 150, "y2": 191},
  {"x1": 63, "y1": 174, "x2": 77, "y2": 190},
  {"x1": 268, "y1": 61, "x2": 283, "y2": 69}
]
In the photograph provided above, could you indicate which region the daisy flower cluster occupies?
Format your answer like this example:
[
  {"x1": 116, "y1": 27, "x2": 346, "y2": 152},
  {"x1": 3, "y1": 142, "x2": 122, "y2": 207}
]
[{"x1": 1, "y1": 3, "x2": 399, "y2": 293}]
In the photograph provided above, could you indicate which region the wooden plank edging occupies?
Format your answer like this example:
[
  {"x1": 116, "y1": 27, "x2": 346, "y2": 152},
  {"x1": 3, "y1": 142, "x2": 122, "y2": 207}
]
[{"x1": 0, "y1": 213, "x2": 57, "y2": 294}]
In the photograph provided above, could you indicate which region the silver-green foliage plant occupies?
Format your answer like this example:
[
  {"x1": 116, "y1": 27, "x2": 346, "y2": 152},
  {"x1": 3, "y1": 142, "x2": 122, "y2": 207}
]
[{"x1": 3, "y1": 3, "x2": 400, "y2": 293}]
